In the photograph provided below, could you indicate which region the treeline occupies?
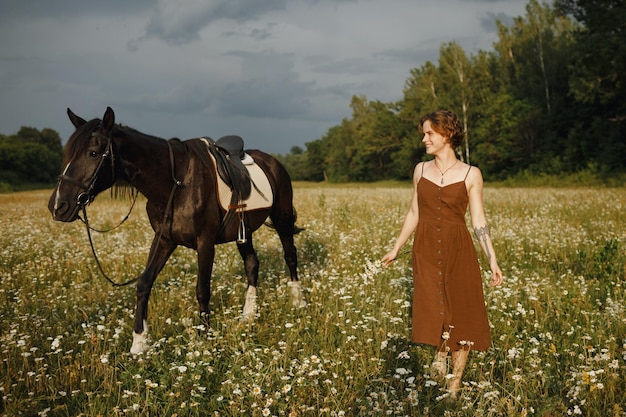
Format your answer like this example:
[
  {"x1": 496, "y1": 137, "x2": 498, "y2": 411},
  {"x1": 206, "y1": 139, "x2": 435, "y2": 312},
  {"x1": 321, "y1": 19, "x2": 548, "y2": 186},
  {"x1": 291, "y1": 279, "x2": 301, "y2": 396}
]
[
  {"x1": 276, "y1": 0, "x2": 626, "y2": 183},
  {"x1": 0, "y1": 127, "x2": 64, "y2": 192}
]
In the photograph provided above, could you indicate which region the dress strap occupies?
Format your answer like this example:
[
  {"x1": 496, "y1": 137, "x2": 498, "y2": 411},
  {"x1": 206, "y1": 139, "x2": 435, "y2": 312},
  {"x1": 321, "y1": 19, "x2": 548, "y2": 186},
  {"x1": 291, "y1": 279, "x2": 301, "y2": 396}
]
[
  {"x1": 421, "y1": 162, "x2": 426, "y2": 176},
  {"x1": 464, "y1": 165, "x2": 472, "y2": 180}
]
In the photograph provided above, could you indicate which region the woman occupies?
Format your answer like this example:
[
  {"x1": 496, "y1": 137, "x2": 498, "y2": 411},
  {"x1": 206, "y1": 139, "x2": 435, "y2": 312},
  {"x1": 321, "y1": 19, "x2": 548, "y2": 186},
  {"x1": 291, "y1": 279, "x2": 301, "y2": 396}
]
[{"x1": 382, "y1": 110, "x2": 503, "y2": 400}]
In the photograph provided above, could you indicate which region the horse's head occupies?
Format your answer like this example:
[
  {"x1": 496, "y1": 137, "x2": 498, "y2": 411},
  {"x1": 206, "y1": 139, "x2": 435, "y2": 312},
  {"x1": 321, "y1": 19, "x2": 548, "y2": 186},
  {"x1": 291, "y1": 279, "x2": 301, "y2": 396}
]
[{"x1": 48, "y1": 107, "x2": 117, "y2": 222}]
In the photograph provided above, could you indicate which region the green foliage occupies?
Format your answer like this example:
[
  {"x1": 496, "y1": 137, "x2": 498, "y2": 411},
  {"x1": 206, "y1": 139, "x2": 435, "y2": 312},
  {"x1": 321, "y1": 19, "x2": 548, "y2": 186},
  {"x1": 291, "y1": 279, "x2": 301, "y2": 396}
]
[{"x1": 0, "y1": 127, "x2": 63, "y2": 191}]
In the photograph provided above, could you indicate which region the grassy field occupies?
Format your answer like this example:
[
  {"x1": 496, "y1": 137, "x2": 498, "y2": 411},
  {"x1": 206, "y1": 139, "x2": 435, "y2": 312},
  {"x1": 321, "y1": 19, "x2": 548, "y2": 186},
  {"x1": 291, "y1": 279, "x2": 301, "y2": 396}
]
[{"x1": 1, "y1": 185, "x2": 625, "y2": 416}]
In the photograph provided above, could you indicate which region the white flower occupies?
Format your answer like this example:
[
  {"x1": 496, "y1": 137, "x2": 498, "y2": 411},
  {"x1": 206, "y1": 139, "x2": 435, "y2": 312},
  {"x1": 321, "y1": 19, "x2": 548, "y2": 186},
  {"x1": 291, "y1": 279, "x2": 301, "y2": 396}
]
[
  {"x1": 395, "y1": 368, "x2": 409, "y2": 375},
  {"x1": 397, "y1": 350, "x2": 410, "y2": 360}
]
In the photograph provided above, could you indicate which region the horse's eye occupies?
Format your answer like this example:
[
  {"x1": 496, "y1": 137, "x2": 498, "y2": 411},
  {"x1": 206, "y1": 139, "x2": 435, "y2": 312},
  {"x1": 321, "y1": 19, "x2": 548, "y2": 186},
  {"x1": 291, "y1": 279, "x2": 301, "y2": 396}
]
[{"x1": 89, "y1": 151, "x2": 99, "y2": 158}]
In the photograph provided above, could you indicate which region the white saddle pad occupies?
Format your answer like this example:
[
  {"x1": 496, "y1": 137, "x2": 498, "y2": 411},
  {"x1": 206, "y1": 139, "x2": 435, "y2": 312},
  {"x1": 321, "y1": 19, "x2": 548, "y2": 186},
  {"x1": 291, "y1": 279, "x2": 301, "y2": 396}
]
[{"x1": 201, "y1": 139, "x2": 273, "y2": 211}]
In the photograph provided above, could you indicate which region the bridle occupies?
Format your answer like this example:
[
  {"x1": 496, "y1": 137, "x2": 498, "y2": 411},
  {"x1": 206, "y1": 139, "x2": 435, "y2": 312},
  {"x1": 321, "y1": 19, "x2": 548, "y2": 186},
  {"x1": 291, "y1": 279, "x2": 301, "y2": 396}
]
[
  {"x1": 57, "y1": 131, "x2": 115, "y2": 210},
  {"x1": 55, "y1": 130, "x2": 182, "y2": 287},
  {"x1": 56, "y1": 130, "x2": 140, "y2": 287}
]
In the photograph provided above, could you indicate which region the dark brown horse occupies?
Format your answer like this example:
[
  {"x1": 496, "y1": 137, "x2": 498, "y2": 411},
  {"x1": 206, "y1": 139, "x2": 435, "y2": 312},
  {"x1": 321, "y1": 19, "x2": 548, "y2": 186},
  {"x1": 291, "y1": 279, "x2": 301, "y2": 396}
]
[{"x1": 48, "y1": 107, "x2": 304, "y2": 354}]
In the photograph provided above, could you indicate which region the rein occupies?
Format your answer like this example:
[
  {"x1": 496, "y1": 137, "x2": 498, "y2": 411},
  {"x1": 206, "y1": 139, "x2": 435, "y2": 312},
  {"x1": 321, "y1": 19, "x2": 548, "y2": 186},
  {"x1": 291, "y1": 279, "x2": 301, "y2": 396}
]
[{"x1": 59, "y1": 131, "x2": 183, "y2": 287}]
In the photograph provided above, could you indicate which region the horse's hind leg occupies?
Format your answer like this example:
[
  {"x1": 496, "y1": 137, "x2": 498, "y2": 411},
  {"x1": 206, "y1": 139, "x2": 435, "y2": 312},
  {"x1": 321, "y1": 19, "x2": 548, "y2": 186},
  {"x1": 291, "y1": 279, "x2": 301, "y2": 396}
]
[
  {"x1": 236, "y1": 236, "x2": 259, "y2": 320},
  {"x1": 270, "y1": 212, "x2": 305, "y2": 308}
]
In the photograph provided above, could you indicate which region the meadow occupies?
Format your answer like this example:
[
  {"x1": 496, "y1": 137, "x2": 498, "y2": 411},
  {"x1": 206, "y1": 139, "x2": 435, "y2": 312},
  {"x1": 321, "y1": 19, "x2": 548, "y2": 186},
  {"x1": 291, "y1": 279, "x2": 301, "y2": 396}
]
[{"x1": 0, "y1": 185, "x2": 624, "y2": 417}]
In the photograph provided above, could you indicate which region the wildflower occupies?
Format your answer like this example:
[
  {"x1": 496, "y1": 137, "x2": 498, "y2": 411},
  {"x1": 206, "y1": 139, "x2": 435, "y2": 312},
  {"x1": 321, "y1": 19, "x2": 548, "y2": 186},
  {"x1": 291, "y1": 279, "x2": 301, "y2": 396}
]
[
  {"x1": 282, "y1": 384, "x2": 292, "y2": 394},
  {"x1": 397, "y1": 350, "x2": 410, "y2": 360},
  {"x1": 507, "y1": 347, "x2": 521, "y2": 359},
  {"x1": 395, "y1": 368, "x2": 409, "y2": 375},
  {"x1": 262, "y1": 408, "x2": 271, "y2": 417},
  {"x1": 51, "y1": 337, "x2": 61, "y2": 351}
]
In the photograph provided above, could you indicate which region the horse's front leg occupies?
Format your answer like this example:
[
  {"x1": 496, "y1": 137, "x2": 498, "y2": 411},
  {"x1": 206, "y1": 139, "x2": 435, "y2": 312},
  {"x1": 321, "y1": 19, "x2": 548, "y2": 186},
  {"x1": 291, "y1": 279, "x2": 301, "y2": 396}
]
[
  {"x1": 130, "y1": 236, "x2": 176, "y2": 355},
  {"x1": 196, "y1": 242, "x2": 215, "y2": 327},
  {"x1": 237, "y1": 236, "x2": 259, "y2": 320}
]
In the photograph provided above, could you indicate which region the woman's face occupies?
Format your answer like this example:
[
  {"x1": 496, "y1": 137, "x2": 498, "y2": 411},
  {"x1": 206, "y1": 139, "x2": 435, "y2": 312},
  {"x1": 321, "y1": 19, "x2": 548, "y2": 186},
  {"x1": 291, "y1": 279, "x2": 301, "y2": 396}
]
[{"x1": 421, "y1": 120, "x2": 448, "y2": 155}]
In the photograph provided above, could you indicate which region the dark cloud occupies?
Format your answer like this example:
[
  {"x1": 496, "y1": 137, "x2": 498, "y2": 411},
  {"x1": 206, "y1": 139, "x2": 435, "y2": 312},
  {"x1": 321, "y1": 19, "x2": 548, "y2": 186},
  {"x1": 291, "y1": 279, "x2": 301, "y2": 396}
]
[
  {"x1": 216, "y1": 50, "x2": 316, "y2": 119},
  {"x1": 0, "y1": 0, "x2": 152, "y2": 21},
  {"x1": 142, "y1": 0, "x2": 287, "y2": 45}
]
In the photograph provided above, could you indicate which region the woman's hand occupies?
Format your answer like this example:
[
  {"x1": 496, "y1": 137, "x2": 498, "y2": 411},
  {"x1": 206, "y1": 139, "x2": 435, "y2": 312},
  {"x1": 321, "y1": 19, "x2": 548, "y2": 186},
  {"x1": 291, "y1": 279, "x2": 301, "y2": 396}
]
[
  {"x1": 381, "y1": 250, "x2": 398, "y2": 266},
  {"x1": 489, "y1": 261, "x2": 503, "y2": 287}
]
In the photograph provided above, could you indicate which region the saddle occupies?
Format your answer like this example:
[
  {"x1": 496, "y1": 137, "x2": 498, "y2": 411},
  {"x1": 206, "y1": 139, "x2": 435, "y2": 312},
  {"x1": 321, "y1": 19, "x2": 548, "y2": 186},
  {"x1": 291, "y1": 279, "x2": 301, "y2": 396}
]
[
  {"x1": 208, "y1": 135, "x2": 252, "y2": 204},
  {"x1": 206, "y1": 135, "x2": 257, "y2": 243}
]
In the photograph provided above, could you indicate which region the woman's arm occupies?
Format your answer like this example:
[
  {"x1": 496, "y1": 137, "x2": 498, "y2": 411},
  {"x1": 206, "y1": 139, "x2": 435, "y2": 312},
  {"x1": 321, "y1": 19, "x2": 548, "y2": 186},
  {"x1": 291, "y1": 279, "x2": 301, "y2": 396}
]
[
  {"x1": 467, "y1": 166, "x2": 503, "y2": 287},
  {"x1": 382, "y1": 163, "x2": 422, "y2": 266}
]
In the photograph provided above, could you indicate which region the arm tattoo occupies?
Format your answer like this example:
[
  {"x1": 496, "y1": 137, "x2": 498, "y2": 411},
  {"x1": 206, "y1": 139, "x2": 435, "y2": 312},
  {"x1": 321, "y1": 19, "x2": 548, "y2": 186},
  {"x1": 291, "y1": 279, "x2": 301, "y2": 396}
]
[{"x1": 474, "y1": 225, "x2": 492, "y2": 261}]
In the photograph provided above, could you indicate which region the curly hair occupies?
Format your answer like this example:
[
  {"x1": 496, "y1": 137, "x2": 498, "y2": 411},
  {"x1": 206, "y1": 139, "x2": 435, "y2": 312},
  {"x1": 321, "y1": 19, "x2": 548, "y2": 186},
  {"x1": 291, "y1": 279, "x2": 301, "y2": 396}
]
[{"x1": 419, "y1": 110, "x2": 465, "y2": 150}]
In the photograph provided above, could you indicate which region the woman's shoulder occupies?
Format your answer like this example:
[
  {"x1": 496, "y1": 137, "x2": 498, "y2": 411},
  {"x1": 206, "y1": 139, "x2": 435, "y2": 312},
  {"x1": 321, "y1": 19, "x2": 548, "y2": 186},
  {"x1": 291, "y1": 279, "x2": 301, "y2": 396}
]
[{"x1": 464, "y1": 164, "x2": 484, "y2": 191}]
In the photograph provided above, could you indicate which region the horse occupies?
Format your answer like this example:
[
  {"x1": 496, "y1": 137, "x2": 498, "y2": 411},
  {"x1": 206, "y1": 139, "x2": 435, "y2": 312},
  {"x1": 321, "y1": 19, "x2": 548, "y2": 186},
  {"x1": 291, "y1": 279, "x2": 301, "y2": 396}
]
[{"x1": 48, "y1": 107, "x2": 305, "y2": 354}]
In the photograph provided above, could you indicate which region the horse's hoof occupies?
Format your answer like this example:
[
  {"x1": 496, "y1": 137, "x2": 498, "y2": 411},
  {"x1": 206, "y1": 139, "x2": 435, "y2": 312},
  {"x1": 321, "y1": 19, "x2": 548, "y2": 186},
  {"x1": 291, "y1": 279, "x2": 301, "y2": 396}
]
[
  {"x1": 288, "y1": 281, "x2": 307, "y2": 308},
  {"x1": 241, "y1": 286, "x2": 257, "y2": 320},
  {"x1": 130, "y1": 321, "x2": 149, "y2": 355}
]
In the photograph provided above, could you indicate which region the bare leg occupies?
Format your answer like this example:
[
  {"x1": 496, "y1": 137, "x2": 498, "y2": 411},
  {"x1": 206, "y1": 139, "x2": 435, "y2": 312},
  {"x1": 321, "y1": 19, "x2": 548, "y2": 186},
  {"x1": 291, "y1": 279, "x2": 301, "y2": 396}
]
[{"x1": 447, "y1": 349, "x2": 469, "y2": 399}]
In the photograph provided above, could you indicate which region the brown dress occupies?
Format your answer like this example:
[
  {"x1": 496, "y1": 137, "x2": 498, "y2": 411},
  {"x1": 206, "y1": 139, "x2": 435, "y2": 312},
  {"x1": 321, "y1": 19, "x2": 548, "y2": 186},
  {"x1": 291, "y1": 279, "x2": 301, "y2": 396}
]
[{"x1": 411, "y1": 166, "x2": 492, "y2": 352}]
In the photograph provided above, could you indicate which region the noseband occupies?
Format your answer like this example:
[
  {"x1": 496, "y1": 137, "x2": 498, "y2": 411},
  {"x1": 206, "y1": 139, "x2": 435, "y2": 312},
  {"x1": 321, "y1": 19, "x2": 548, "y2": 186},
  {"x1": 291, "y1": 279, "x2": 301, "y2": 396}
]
[{"x1": 57, "y1": 131, "x2": 114, "y2": 209}]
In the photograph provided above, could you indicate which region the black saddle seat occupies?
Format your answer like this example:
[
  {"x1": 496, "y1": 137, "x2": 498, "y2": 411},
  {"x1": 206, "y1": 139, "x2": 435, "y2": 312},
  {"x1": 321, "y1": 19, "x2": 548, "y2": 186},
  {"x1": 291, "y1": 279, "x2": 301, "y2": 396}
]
[
  {"x1": 208, "y1": 135, "x2": 252, "y2": 204},
  {"x1": 215, "y1": 135, "x2": 245, "y2": 159}
]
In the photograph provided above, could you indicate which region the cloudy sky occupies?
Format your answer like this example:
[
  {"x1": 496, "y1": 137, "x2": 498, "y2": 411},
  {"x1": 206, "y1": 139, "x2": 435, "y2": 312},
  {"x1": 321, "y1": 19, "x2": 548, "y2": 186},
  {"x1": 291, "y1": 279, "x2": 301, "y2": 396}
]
[{"x1": 0, "y1": 0, "x2": 527, "y2": 154}]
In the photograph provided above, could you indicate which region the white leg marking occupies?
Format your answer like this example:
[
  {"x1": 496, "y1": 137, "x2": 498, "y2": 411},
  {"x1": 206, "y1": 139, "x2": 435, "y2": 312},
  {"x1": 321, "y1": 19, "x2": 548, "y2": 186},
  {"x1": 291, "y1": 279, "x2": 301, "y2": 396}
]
[
  {"x1": 130, "y1": 320, "x2": 149, "y2": 355},
  {"x1": 289, "y1": 281, "x2": 307, "y2": 308},
  {"x1": 241, "y1": 286, "x2": 257, "y2": 321}
]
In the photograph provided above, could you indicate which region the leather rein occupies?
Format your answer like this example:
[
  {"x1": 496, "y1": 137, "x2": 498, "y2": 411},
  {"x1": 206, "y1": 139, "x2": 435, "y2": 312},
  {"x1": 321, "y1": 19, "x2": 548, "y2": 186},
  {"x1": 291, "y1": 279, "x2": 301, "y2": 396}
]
[{"x1": 56, "y1": 131, "x2": 182, "y2": 287}]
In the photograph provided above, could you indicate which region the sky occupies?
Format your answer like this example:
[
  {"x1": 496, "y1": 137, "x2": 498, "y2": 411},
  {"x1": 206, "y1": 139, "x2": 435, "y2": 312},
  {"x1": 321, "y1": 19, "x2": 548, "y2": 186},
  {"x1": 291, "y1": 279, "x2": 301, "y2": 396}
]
[{"x1": 0, "y1": 0, "x2": 527, "y2": 154}]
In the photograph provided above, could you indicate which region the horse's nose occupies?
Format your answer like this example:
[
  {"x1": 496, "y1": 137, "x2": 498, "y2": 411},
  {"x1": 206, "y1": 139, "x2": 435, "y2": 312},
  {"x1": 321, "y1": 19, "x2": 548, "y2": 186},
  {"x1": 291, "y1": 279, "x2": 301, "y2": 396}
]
[{"x1": 50, "y1": 200, "x2": 70, "y2": 220}]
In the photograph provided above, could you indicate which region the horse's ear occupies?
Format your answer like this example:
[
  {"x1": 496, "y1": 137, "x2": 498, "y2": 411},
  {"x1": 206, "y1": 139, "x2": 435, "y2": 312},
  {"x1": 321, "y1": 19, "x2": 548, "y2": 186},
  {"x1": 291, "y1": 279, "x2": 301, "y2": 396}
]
[
  {"x1": 67, "y1": 108, "x2": 87, "y2": 129},
  {"x1": 102, "y1": 107, "x2": 115, "y2": 132}
]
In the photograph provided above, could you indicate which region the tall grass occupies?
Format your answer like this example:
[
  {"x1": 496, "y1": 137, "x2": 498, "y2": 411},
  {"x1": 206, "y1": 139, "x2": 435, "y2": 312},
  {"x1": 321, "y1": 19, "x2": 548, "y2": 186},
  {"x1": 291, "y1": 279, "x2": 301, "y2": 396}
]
[{"x1": 1, "y1": 186, "x2": 624, "y2": 416}]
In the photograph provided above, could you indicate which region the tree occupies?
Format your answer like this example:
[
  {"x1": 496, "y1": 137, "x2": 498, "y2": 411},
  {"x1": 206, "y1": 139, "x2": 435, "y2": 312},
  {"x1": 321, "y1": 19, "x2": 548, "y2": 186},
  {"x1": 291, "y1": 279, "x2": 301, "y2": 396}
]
[
  {"x1": 438, "y1": 42, "x2": 473, "y2": 163},
  {"x1": 0, "y1": 127, "x2": 64, "y2": 189},
  {"x1": 555, "y1": 0, "x2": 626, "y2": 171}
]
